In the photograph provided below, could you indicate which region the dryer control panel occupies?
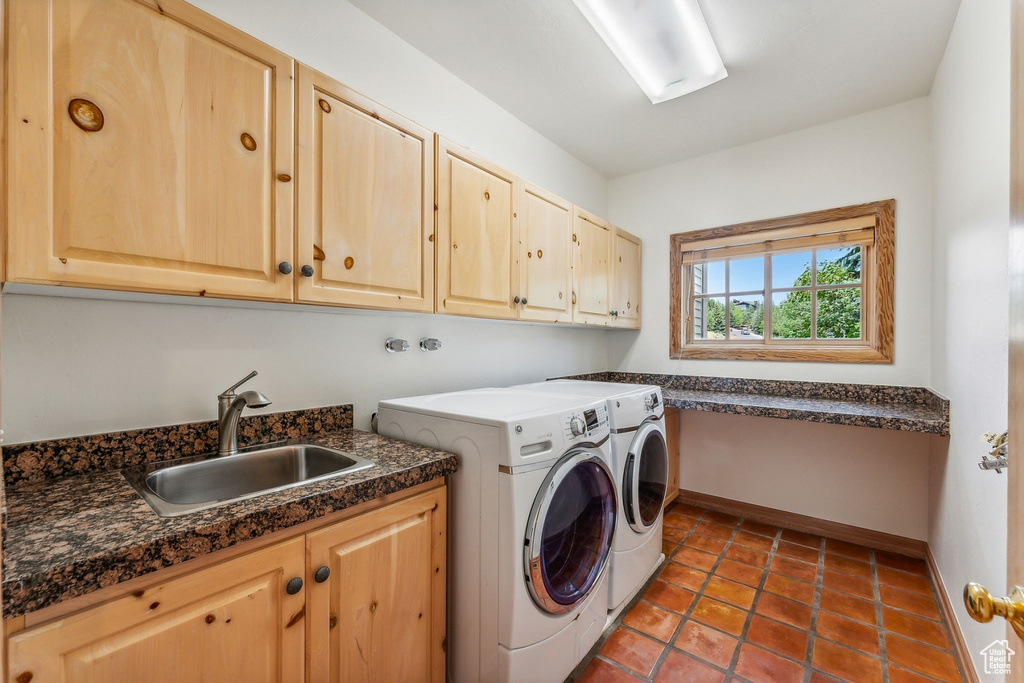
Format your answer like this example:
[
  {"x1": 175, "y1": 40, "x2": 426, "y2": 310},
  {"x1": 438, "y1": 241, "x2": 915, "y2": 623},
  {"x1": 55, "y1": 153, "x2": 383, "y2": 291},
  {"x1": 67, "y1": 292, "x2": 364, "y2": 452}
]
[{"x1": 562, "y1": 403, "x2": 609, "y2": 441}]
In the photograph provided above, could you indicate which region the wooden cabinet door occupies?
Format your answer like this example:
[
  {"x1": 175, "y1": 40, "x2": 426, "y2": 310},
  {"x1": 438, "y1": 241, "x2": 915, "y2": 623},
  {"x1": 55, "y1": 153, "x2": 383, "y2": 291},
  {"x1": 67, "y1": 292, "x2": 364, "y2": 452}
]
[
  {"x1": 436, "y1": 137, "x2": 519, "y2": 319},
  {"x1": 612, "y1": 227, "x2": 642, "y2": 329},
  {"x1": 664, "y1": 408, "x2": 681, "y2": 508},
  {"x1": 518, "y1": 183, "x2": 573, "y2": 323},
  {"x1": 7, "y1": 537, "x2": 306, "y2": 683},
  {"x1": 306, "y1": 487, "x2": 446, "y2": 683},
  {"x1": 7, "y1": 0, "x2": 294, "y2": 301},
  {"x1": 296, "y1": 66, "x2": 434, "y2": 312},
  {"x1": 573, "y1": 208, "x2": 613, "y2": 325}
]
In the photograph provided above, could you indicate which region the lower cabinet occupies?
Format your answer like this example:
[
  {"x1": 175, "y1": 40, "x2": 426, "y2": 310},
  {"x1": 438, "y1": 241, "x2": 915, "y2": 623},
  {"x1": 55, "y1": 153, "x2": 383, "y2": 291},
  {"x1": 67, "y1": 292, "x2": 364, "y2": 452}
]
[
  {"x1": 7, "y1": 537, "x2": 307, "y2": 683},
  {"x1": 5, "y1": 485, "x2": 447, "y2": 683},
  {"x1": 307, "y1": 486, "x2": 446, "y2": 683}
]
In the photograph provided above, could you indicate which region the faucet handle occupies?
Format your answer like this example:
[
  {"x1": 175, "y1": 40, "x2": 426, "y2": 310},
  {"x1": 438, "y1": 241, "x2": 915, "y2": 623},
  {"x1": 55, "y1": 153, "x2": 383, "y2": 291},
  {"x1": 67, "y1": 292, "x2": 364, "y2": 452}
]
[{"x1": 220, "y1": 370, "x2": 258, "y2": 399}]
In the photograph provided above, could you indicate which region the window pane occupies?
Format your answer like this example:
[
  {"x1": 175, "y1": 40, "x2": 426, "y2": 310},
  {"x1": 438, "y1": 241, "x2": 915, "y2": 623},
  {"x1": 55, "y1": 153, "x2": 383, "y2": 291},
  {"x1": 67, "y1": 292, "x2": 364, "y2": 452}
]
[
  {"x1": 729, "y1": 257, "x2": 764, "y2": 293},
  {"x1": 817, "y1": 288, "x2": 862, "y2": 339},
  {"x1": 695, "y1": 261, "x2": 725, "y2": 295},
  {"x1": 771, "y1": 291, "x2": 811, "y2": 339},
  {"x1": 693, "y1": 297, "x2": 726, "y2": 340},
  {"x1": 771, "y1": 251, "x2": 812, "y2": 289},
  {"x1": 816, "y1": 246, "x2": 861, "y2": 285},
  {"x1": 729, "y1": 296, "x2": 764, "y2": 339}
]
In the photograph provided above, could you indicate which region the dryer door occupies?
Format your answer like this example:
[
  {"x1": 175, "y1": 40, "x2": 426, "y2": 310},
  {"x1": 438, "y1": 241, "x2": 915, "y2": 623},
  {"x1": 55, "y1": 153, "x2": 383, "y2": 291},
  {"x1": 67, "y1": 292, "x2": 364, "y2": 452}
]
[
  {"x1": 524, "y1": 449, "x2": 617, "y2": 615},
  {"x1": 624, "y1": 421, "x2": 669, "y2": 533}
]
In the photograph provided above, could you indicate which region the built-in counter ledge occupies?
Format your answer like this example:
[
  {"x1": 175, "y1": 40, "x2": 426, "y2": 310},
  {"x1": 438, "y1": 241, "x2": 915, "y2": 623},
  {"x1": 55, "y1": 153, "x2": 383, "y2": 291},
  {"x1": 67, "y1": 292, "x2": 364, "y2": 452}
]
[
  {"x1": 559, "y1": 372, "x2": 950, "y2": 436},
  {"x1": 0, "y1": 406, "x2": 458, "y2": 619}
]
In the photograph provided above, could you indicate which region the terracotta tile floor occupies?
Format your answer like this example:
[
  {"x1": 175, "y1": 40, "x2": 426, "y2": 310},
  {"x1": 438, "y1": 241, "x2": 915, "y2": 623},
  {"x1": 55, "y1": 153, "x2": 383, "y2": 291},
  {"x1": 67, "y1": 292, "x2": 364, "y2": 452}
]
[{"x1": 570, "y1": 503, "x2": 966, "y2": 683}]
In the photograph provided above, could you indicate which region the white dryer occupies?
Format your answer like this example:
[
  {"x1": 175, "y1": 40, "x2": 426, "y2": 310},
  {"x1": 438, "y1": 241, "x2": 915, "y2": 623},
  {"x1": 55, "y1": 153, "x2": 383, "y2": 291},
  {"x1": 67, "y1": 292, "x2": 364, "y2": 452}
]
[
  {"x1": 509, "y1": 380, "x2": 668, "y2": 611},
  {"x1": 376, "y1": 388, "x2": 617, "y2": 683}
]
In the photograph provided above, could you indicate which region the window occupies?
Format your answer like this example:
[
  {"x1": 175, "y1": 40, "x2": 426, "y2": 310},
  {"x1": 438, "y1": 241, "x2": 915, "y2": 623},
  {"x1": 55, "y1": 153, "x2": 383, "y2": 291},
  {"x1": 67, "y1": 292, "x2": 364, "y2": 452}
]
[{"x1": 669, "y1": 200, "x2": 894, "y2": 363}]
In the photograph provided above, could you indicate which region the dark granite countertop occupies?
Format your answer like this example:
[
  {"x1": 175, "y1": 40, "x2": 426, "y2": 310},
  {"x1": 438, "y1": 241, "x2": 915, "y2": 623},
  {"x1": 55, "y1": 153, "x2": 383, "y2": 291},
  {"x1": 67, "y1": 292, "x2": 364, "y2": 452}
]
[
  {"x1": 2, "y1": 428, "x2": 457, "y2": 618},
  {"x1": 562, "y1": 372, "x2": 950, "y2": 435}
]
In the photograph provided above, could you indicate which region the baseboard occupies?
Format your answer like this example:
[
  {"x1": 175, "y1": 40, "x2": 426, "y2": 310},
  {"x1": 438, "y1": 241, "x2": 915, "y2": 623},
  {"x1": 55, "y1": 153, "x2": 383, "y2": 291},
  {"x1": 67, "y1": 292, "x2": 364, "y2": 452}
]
[
  {"x1": 926, "y1": 547, "x2": 980, "y2": 683},
  {"x1": 676, "y1": 489, "x2": 928, "y2": 559}
]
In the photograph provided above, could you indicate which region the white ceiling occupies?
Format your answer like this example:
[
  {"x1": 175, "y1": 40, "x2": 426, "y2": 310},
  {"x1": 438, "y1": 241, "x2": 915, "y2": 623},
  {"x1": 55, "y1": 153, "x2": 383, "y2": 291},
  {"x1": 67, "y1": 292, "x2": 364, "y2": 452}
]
[{"x1": 348, "y1": 0, "x2": 961, "y2": 178}]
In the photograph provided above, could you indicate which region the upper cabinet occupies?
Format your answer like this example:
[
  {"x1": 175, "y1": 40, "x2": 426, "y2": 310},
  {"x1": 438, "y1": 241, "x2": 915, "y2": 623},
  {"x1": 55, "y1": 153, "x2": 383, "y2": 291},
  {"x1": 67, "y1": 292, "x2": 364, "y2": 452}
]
[
  {"x1": 6, "y1": 0, "x2": 295, "y2": 301},
  {"x1": 612, "y1": 227, "x2": 642, "y2": 329},
  {"x1": 295, "y1": 66, "x2": 434, "y2": 312},
  {"x1": 436, "y1": 137, "x2": 519, "y2": 320},
  {"x1": 573, "y1": 208, "x2": 613, "y2": 326},
  {"x1": 4, "y1": 1, "x2": 642, "y2": 328},
  {"x1": 518, "y1": 183, "x2": 573, "y2": 323}
]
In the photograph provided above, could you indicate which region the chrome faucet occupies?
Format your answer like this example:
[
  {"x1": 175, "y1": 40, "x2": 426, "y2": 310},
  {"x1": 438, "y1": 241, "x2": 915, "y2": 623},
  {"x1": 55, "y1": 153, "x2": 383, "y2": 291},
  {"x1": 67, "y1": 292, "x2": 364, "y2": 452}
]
[{"x1": 217, "y1": 370, "x2": 272, "y2": 457}]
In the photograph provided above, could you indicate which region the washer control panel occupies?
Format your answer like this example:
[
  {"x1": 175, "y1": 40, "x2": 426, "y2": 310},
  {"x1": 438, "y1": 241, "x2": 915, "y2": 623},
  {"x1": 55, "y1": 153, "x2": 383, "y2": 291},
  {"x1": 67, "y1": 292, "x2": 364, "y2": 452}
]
[
  {"x1": 644, "y1": 391, "x2": 660, "y2": 412},
  {"x1": 562, "y1": 403, "x2": 609, "y2": 441}
]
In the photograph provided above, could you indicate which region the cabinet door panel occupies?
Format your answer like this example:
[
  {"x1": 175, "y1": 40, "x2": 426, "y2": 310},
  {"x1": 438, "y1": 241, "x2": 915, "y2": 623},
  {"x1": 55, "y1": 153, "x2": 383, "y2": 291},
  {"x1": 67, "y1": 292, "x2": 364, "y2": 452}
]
[
  {"x1": 436, "y1": 138, "x2": 518, "y2": 319},
  {"x1": 612, "y1": 227, "x2": 642, "y2": 328},
  {"x1": 8, "y1": 0, "x2": 293, "y2": 300},
  {"x1": 307, "y1": 488, "x2": 446, "y2": 683},
  {"x1": 296, "y1": 66, "x2": 434, "y2": 311},
  {"x1": 519, "y1": 183, "x2": 572, "y2": 323},
  {"x1": 573, "y1": 209, "x2": 612, "y2": 325},
  {"x1": 7, "y1": 538, "x2": 305, "y2": 683}
]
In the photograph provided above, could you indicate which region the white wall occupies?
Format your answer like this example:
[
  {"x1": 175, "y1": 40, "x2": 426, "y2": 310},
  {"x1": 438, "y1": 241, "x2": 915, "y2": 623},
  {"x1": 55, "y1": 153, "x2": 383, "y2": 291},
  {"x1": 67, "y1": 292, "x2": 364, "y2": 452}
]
[
  {"x1": 606, "y1": 98, "x2": 934, "y2": 387},
  {"x1": 679, "y1": 412, "x2": 932, "y2": 540},
  {"x1": 600, "y1": 99, "x2": 936, "y2": 538},
  {"x1": 0, "y1": 0, "x2": 611, "y2": 443},
  {"x1": 2, "y1": 294, "x2": 608, "y2": 442},
  {"x1": 928, "y1": 0, "x2": 1010, "y2": 673}
]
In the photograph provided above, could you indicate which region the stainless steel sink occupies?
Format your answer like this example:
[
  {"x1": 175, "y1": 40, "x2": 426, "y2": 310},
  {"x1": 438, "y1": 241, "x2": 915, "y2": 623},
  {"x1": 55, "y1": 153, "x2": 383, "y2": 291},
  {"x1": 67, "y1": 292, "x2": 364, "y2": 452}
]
[{"x1": 123, "y1": 442, "x2": 374, "y2": 517}]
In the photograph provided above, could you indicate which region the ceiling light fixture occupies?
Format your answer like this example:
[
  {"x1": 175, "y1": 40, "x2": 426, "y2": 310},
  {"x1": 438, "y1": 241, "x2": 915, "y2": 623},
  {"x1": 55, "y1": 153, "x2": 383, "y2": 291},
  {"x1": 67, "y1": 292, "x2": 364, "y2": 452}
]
[{"x1": 572, "y1": 0, "x2": 727, "y2": 104}]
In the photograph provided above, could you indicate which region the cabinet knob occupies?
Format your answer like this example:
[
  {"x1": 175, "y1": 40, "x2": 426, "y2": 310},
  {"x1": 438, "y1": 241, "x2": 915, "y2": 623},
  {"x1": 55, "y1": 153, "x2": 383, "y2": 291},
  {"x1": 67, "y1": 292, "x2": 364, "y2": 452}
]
[
  {"x1": 513, "y1": 296, "x2": 520, "y2": 304},
  {"x1": 286, "y1": 577, "x2": 303, "y2": 595},
  {"x1": 521, "y1": 297, "x2": 528, "y2": 305},
  {"x1": 315, "y1": 566, "x2": 331, "y2": 583},
  {"x1": 301, "y1": 265, "x2": 314, "y2": 277},
  {"x1": 278, "y1": 262, "x2": 292, "y2": 275}
]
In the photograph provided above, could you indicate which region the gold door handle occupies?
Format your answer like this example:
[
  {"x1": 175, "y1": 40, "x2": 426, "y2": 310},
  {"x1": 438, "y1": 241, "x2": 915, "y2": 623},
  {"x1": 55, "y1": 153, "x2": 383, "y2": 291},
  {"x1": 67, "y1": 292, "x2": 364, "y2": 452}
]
[{"x1": 964, "y1": 582, "x2": 1024, "y2": 638}]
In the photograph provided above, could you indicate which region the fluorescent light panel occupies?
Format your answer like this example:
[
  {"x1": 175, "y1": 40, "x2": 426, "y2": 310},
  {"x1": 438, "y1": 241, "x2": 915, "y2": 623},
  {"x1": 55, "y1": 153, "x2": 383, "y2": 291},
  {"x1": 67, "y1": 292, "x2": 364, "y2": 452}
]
[{"x1": 572, "y1": 0, "x2": 727, "y2": 104}]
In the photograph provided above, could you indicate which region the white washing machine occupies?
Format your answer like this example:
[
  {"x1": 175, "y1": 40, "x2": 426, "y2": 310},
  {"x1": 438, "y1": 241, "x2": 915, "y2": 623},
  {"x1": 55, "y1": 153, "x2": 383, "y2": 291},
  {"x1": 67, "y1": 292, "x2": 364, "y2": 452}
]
[
  {"x1": 509, "y1": 380, "x2": 668, "y2": 612},
  {"x1": 376, "y1": 388, "x2": 617, "y2": 683}
]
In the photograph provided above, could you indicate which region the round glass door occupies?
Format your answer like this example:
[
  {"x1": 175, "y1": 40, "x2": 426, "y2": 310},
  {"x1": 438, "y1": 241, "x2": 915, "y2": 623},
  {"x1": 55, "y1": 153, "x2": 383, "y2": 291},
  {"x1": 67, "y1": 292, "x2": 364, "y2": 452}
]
[
  {"x1": 624, "y1": 422, "x2": 668, "y2": 533},
  {"x1": 524, "y1": 450, "x2": 617, "y2": 614}
]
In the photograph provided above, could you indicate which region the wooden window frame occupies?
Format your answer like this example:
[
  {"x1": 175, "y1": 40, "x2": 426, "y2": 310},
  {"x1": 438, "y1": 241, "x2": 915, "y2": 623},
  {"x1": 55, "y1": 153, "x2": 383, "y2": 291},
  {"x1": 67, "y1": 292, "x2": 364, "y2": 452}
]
[{"x1": 669, "y1": 199, "x2": 895, "y2": 363}]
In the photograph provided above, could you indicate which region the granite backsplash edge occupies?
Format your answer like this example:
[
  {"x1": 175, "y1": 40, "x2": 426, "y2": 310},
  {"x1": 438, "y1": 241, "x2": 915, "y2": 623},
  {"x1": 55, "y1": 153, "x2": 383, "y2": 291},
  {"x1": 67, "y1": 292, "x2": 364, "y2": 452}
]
[
  {"x1": 3, "y1": 404, "x2": 354, "y2": 488},
  {"x1": 562, "y1": 371, "x2": 949, "y2": 411}
]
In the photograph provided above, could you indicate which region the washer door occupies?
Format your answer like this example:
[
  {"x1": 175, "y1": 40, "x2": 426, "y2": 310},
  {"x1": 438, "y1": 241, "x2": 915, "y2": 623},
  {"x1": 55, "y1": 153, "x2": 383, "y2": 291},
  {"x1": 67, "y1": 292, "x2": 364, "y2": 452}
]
[
  {"x1": 524, "y1": 449, "x2": 617, "y2": 615},
  {"x1": 624, "y1": 421, "x2": 669, "y2": 533}
]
